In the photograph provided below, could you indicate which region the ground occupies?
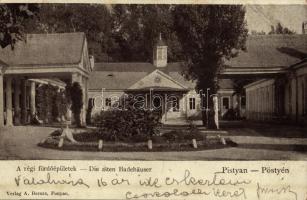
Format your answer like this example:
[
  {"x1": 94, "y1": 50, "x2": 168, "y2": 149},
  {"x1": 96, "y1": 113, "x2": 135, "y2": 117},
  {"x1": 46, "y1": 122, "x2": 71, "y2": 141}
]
[{"x1": 0, "y1": 121, "x2": 306, "y2": 160}]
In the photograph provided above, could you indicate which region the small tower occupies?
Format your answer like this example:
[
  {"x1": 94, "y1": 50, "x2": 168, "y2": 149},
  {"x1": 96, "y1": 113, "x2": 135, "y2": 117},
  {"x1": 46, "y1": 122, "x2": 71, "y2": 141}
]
[{"x1": 153, "y1": 33, "x2": 167, "y2": 68}]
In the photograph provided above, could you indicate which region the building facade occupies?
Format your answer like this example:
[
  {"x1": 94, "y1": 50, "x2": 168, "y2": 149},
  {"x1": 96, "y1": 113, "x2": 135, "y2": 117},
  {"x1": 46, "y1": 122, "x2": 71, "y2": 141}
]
[
  {"x1": 88, "y1": 38, "x2": 203, "y2": 123},
  {"x1": 222, "y1": 34, "x2": 307, "y2": 125},
  {"x1": 0, "y1": 32, "x2": 93, "y2": 127},
  {"x1": 1, "y1": 32, "x2": 306, "y2": 127}
]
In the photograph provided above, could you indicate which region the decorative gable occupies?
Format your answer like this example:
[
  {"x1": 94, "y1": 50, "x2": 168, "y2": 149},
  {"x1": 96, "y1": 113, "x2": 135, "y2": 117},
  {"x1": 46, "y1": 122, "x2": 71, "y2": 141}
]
[{"x1": 128, "y1": 69, "x2": 188, "y2": 90}]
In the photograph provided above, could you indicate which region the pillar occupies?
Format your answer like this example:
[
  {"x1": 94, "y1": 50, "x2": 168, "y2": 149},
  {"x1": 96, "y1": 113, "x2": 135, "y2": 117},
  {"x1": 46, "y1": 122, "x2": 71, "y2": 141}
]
[
  {"x1": 14, "y1": 79, "x2": 21, "y2": 125},
  {"x1": 84, "y1": 77, "x2": 88, "y2": 116},
  {"x1": 164, "y1": 93, "x2": 168, "y2": 122},
  {"x1": 30, "y1": 81, "x2": 36, "y2": 117},
  {"x1": 0, "y1": 74, "x2": 4, "y2": 127},
  {"x1": 21, "y1": 79, "x2": 27, "y2": 124},
  {"x1": 71, "y1": 73, "x2": 85, "y2": 125},
  {"x1": 5, "y1": 76, "x2": 13, "y2": 126},
  {"x1": 81, "y1": 76, "x2": 86, "y2": 125}
]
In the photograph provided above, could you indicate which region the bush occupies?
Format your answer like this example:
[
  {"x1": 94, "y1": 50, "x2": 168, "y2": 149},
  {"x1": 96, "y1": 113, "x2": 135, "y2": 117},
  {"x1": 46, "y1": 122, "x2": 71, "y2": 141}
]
[
  {"x1": 36, "y1": 84, "x2": 68, "y2": 123},
  {"x1": 92, "y1": 109, "x2": 161, "y2": 142},
  {"x1": 222, "y1": 108, "x2": 239, "y2": 120},
  {"x1": 70, "y1": 82, "x2": 83, "y2": 127}
]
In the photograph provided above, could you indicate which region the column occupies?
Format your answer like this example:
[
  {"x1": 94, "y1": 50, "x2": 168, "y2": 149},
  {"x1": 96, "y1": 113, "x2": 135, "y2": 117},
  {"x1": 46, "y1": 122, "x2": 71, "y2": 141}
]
[
  {"x1": 85, "y1": 77, "x2": 89, "y2": 124},
  {"x1": 0, "y1": 74, "x2": 4, "y2": 127},
  {"x1": 81, "y1": 76, "x2": 86, "y2": 125},
  {"x1": 164, "y1": 93, "x2": 168, "y2": 122},
  {"x1": 30, "y1": 81, "x2": 36, "y2": 117},
  {"x1": 5, "y1": 76, "x2": 13, "y2": 126},
  {"x1": 21, "y1": 79, "x2": 27, "y2": 124},
  {"x1": 14, "y1": 79, "x2": 21, "y2": 125}
]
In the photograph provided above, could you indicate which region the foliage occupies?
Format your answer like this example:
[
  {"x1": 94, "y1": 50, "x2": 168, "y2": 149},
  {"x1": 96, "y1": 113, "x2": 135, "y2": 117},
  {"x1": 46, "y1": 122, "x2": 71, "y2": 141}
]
[
  {"x1": 70, "y1": 82, "x2": 83, "y2": 127},
  {"x1": 0, "y1": 4, "x2": 38, "y2": 48},
  {"x1": 269, "y1": 22, "x2": 295, "y2": 35},
  {"x1": 161, "y1": 130, "x2": 204, "y2": 142},
  {"x1": 92, "y1": 99, "x2": 161, "y2": 142},
  {"x1": 250, "y1": 30, "x2": 266, "y2": 35},
  {"x1": 110, "y1": 5, "x2": 183, "y2": 62},
  {"x1": 222, "y1": 108, "x2": 240, "y2": 120},
  {"x1": 25, "y1": 4, "x2": 114, "y2": 62},
  {"x1": 36, "y1": 84, "x2": 68, "y2": 123},
  {"x1": 173, "y1": 5, "x2": 248, "y2": 127},
  {"x1": 36, "y1": 84, "x2": 55, "y2": 123},
  {"x1": 173, "y1": 5, "x2": 248, "y2": 93}
]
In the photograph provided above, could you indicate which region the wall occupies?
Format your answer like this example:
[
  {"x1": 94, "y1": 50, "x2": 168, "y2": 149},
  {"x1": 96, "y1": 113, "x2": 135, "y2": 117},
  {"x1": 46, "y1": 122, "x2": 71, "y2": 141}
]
[
  {"x1": 245, "y1": 79, "x2": 276, "y2": 121},
  {"x1": 88, "y1": 89, "x2": 125, "y2": 116},
  {"x1": 285, "y1": 64, "x2": 307, "y2": 123},
  {"x1": 88, "y1": 89, "x2": 202, "y2": 123},
  {"x1": 245, "y1": 64, "x2": 307, "y2": 124}
]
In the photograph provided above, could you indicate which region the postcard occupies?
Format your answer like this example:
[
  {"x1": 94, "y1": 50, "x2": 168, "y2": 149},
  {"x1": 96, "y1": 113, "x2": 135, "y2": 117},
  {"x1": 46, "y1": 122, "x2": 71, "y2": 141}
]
[{"x1": 0, "y1": 1, "x2": 306, "y2": 199}]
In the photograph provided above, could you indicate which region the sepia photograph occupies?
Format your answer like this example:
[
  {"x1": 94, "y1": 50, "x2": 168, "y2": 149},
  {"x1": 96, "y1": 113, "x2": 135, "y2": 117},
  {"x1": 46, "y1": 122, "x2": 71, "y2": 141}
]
[{"x1": 0, "y1": 3, "x2": 306, "y2": 161}]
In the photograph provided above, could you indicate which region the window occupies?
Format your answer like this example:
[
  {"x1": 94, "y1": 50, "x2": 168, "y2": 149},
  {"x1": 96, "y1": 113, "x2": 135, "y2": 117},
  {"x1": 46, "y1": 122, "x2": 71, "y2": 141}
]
[
  {"x1": 189, "y1": 98, "x2": 195, "y2": 110},
  {"x1": 157, "y1": 49, "x2": 163, "y2": 60},
  {"x1": 222, "y1": 97, "x2": 229, "y2": 109},
  {"x1": 153, "y1": 96, "x2": 162, "y2": 110},
  {"x1": 105, "y1": 98, "x2": 111, "y2": 107},
  {"x1": 171, "y1": 97, "x2": 180, "y2": 112}
]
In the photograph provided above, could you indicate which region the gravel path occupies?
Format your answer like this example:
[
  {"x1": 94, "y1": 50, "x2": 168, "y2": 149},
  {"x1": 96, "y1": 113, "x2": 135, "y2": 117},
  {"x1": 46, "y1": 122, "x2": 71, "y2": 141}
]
[{"x1": 0, "y1": 124, "x2": 306, "y2": 160}]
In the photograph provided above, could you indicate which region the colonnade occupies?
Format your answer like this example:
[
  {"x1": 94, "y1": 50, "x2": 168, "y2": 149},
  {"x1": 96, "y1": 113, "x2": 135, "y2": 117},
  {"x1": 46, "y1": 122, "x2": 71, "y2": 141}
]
[
  {"x1": 0, "y1": 72, "x2": 89, "y2": 127},
  {"x1": 0, "y1": 76, "x2": 36, "y2": 127}
]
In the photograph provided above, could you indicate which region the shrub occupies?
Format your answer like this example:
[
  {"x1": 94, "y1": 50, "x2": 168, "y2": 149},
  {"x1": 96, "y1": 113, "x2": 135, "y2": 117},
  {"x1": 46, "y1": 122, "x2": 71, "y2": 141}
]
[
  {"x1": 70, "y1": 82, "x2": 83, "y2": 127},
  {"x1": 92, "y1": 108, "x2": 161, "y2": 142}
]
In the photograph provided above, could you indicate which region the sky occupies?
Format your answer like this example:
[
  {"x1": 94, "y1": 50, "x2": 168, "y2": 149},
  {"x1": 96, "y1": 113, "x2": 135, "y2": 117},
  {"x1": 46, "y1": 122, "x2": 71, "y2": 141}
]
[{"x1": 245, "y1": 5, "x2": 307, "y2": 34}]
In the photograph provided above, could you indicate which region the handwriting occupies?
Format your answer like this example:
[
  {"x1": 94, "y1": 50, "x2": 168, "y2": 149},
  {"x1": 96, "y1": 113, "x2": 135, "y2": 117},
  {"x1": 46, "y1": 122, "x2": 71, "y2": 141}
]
[
  {"x1": 125, "y1": 169, "x2": 250, "y2": 199},
  {"x1": 14, "y1": 173, "x2": 90, "y2": 188},
  {"x1": 139, "y1": 177, "x2": 161, "y2": 188},
  {"x1": 126, "y1": 187, "x2": 247, "y2": 199},
  {"x1": 165, "y1": 170, "x2": 252, "y2": 186},
  {"x1": 126, "y1": 188, "x2": 211, "y2": 199},
  {"x1": 256, "y1": 182, "x2": 297, "y2": 200}
]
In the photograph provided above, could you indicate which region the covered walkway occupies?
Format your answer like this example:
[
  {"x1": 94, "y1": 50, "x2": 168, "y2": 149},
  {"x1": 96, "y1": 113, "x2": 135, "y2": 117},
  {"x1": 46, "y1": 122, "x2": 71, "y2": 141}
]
[{"x1": 0, "y1": 33, "x2": 93, "y2": 127}]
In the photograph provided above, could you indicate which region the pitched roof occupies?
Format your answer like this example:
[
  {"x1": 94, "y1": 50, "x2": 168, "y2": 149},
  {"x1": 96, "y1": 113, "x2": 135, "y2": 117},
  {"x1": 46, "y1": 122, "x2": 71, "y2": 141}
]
[
  {"x1": 88, "y1": 62, "x2": 196, "y2": 90},
  {"x1": 91, "y1": 34, "x2": 307, "y2": 91},
  {"x1": 225, "y1": 34, "x2": 307, "y2": 68},
  {"x1": 0, "y1": 32, "x2": 85, "y2": 66}
]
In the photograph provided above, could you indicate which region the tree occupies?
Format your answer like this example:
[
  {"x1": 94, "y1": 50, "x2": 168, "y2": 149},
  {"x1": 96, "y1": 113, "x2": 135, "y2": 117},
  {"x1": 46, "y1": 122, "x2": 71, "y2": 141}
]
[
  {"x1": 0, "y1": 4, "x2": 38, "y2": 48},
  {"x1": 70, "y1": 82, "x2": 83, "y2": 127},
  {"x1": 269, "y1": 22, "x2": 295, "y2": 35},
  {"x1": 26, "y1": 4, "x2": 114, "y2": 62},
  {"x1": 173, "y1": 5, "x2": 248, "y2": 127},
  {"x1": 110, "y1": 5, "x2": 183, "y2": 62},
  {"x1": 250, "y1": 30, "x2": 266, "y2": 35}
]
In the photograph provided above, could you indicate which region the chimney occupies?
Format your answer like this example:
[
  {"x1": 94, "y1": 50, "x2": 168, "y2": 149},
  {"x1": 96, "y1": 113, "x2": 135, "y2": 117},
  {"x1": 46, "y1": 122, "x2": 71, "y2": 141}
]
[
  {"x1": 153, "y1": 33, "x2": 167, "y2": 68},
  {"x1": 302, "y1": 21, "x2": 307, "y2": 34}
]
